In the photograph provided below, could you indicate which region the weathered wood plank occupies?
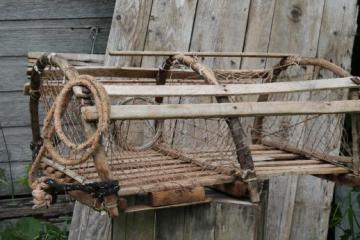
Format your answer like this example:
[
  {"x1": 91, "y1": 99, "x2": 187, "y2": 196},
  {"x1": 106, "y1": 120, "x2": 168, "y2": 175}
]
[
  {"x1": 83, "y1": 100, "x2": 360, "y2": 121},
  {"x1": 0, "y1": 18, "x2": 111, "y2": 56},
  {"x1": 241, "y1": 0, "x2": 276, "y2": 69},
  {"x1": 289, "y1": 176, "x2": 334, "y2": 239},
  {"x1": 183, "y1": 204, "x2": 215, "y2": 240},
  {"x1": 125, "y1": 211, "x2": 155, "y2": 240},
  {"x1": 0, "y1": 161, "x2": 31, "y2": 196},
  {"x1": 102, "y1": 77, "x2": 358, "y2": 97},
  {"x1": 28, "y1": 52, "x2": 105, "y2": 66},
  {"x1": 0, "y1": 127, "x2": 32, "y2": 162},
  {"x1": 266, "y1": 176, "x2": 298, "y2": 240},
  {"x1": 109, "y1": 51, "x2": 296, "y2": 58},
  {"x1": 68, "y1": 202, "x2": 112, "y2": 240},
  {"x1": 0, "y1": 92, "x2": 31, "y2": 128},
  {"x1": 111, "y1": 214, "x2": 126, "y2": 240},
  {"x1": 0, "y1": 0, "x2": 115, "y2": 20},
  {"x1": 105, "y1": 0, "x2": 153, "y2": 67},
  {"x1": 71, "y1": 1, "x2": 154, "y2": 238},
  {"x1": 141, "y1": 0, "x2": 198, "y2": 67},
  {"x1": 263, "y1": 1, "x2": 327, "y2": 240},
  {"x1": 288, "y1": 1, "x2": 358, "y2": 239},
  {"x1": 0, "y1": 196, "x2": 74, "y2": 220},
  {"x1": 190, "y1": 0, "x2": 250, "y2": 70},
  {"x1": 214, "y1": 201, "x2": 259, "y2": 240},
  {"x1": 155, "y1": 208, "x2": 184, "y2": 240},
  {"x1": 0, "y1": 57, "x2": 27, "y2": 92}
]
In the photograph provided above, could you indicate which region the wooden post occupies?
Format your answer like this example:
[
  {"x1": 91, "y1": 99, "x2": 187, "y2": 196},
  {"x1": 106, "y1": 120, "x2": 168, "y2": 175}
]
[
  {"x1": 158, "y1": 54, "x2": 260, "y2": 202},
  {"x1": 351, "y1": 90, "x2": 360, "y2": 173}
]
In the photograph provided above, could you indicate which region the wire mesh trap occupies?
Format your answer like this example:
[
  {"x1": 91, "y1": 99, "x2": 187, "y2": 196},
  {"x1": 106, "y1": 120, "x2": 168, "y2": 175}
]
[{"x1": 25, "y1": 51, "x2": 360, "y2": 216}]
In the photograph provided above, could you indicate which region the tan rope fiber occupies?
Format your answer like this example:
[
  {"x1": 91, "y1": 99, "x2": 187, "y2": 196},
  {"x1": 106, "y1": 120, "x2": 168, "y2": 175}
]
[
  {"x1": 28, "y1": 55, "x2": 110, "y2": 210},
  {"x1": 29, "y1": 75, "x2": 109, "y2": 184}
]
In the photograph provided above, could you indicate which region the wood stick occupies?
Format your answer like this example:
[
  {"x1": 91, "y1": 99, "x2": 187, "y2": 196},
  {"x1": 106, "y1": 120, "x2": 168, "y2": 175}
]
[
  {"x1": 108, "y1": 50, "x2": 298, "y2": 58},
  {"x1": 316, "y1": 174, "x2": 360, "y2": 186},
  {"x1": 261, "y1": 137, "x2": 352, "y2": 164},
  {"x1": 100, "y1": 77, "x2": 358, "y2": 97},
  {"x1": 118, "y1": 174, "x2": 234, "y2": 196},
  {"x1": 82, "y1": 100, "x2": 360, "y2": 121},
  {"x1": 149, "y1": 187, "x2": 206, "y2": 207},
  {"x1": 26, "y1": 66, "x2": 268, "y2": 79},
  {"x1": 350, "y1": 90, "x2": 360, "y2": 173},
  {"x1": 257, "y1": 167, "x2": 348, "y2": 178},
  {"x1": 82, "y1": 120, "x2": 119, "y2": 217}
]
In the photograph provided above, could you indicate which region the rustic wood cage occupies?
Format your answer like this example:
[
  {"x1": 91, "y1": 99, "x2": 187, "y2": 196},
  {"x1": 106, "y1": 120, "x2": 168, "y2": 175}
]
[{"x1": 25, "y1": 51, "x2": 360, "y2": 217}]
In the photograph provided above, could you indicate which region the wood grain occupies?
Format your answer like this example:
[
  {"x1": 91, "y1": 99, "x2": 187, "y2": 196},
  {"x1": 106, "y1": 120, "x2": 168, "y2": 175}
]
[
  {"x1": 141, "y1": 0, "x2": 198, "y2": 67},
  {"x1": 83, "y1": 100, "x2": 360, "y2": 121},
  {"x1": 263, "y1": 1, "x2": 328, "y2": 239},
  {"x1": 102, "y1": 77, "x2": 358, "y2": 97},
  {"x1": 105, "y1": 0, "x2": 153, "y2": 67},
  {"x1": 0, "y1": 0, "x2": 115, "y2": 20},
  {"x1": 0, "y1": 18, "x2": 111, "y2": 57}
]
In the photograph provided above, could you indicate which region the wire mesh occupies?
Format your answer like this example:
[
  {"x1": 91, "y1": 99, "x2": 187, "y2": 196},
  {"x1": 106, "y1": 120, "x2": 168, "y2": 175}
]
[{"x1": 37, "y1": 58, "x2": 352, "y2": 194}]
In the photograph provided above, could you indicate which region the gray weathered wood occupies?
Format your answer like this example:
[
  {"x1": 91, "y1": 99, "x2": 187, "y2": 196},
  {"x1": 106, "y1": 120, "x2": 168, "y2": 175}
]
[
  {"x1": 0, "y1": 0, "x2": 115, "y2": 21},
  {"x1": 0, "y1": 161, "x2": 31, "y2": 196},
  {"x1": 105, "y1": 0, "x2": 153, "y2": 67},
  {"x1": 263, "y1": 1, "x2": 333, "y2": 239},
  {"x1": 125, "y1": 211, "x2": 155, "y2": 240},
  {"x1": 102, "y1": 77, "x2": 358, "y2": 97},
  {"x1": 183, "y1": 204, "x2": 216, "y2": 240},
  {"x1": 0, "y1": 127, "x2": 32, "y2": 162},
  {"x1": 109, "y1": 51, "x2": 297, "y2": 58},
  {"x1": 241, "y1": 0, "x2": 276, "y2": 69},
  {"x1": 266, "y1": 176, "x2": 298, "y2": 240},
  {"x1": 68, "y1": 202, "x2": 112, "y2": 240},
  {"x1": 0, "y1": 57, "x2": 27, "y2": 91},
  {"x1": 141, "y1": 0, "x2": 198, "y2": 67},
  {"x1": 83, "y1": 100, "x2": 360, "y2": 121},
  {"x1": 70, "y1": 0, "x2": 155, "y2": 238},
  {"x1": 0, "y1": 18, "x2": 111, "y2": 56},
  {"x1": 288, "y1": 1, "x2": 358, "y2": 239},
  {"x1": 155, "y1": 208, "x2": 184, "y2": 240},
  {"x1": 190, "y1": 0, "x2": 250, "y2": 69},
  {"x1": 215, "y1": 201, "x2": 259, "y2": 240},
  {"x1": 0, "y1": 196, "x2": 74, "y2": 219},
  {"x1": 0, "y1": 92, "x2": 33, "y2": 128}
]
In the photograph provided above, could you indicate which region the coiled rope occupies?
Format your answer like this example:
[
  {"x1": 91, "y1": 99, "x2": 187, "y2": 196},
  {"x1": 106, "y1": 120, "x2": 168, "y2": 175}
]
[{"x1": 28, "y1": 54, "x2": 110, "y2": 208}]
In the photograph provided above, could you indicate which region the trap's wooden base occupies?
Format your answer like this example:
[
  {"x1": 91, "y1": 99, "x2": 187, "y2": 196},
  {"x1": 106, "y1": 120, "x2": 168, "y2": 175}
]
[
  {"x1": 150, "y1": 187, "x2": 206, "y2": 207},
  {"x1": 41, "y1": 142, "x2": 353, "y2": 211}
]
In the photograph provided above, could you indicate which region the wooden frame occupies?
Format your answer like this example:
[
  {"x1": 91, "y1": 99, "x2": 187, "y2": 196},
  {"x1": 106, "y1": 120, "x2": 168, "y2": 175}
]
[
  {"x1": 26, "y1": 51, "x2": 360, "y2": 214},
  {"x1": 82, "y1": 100, "x2": 360, "y2": 121}
]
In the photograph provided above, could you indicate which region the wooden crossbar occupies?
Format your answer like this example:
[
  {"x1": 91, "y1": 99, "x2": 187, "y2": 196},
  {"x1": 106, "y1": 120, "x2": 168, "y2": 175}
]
[
  {"x1": 23, "y1": 77, "x2": 358, "y2": 97},
  {"x1": 82, "y1": 100, "x2": 360, "y2": 121},
  {"x1": 26, "y1": 66, "x2": 267, "y2": 79},
  {"x1": 108, "y1": 50, "x2": 298, "y2": 58},
  {"x1": 103, "y1": 77, "x2": 357, "y2": 97}
]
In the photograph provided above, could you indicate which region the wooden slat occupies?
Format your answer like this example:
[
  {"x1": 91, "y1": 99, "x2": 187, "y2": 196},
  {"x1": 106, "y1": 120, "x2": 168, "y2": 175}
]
[
  {"x1": 83, "y1": 100, "x2": 360, "y2": 121},
  {"x1": 257, "y1": 167, "x2": 349, "y2": 178},
  {"x1": 102, "y1": 77, "x2": 358, "y2": 97},
  {"x1": 109, "y1": 50, "x2": 298, "y2": 58},
  {"x1": 254, "y1": 159, "x2": 322, "y2": 167},
  {"x1": 28, "y1": 52, "x2": 105, "y2": 64},
  {"x1": 118, "y1": 174, "x2": 234, "y2": 196}
]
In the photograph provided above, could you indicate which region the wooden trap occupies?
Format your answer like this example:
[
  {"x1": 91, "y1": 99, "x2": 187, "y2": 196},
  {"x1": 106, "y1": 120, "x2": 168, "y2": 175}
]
[{"x1": 25, "y1": 51, "x2": 360, "y2": 217}]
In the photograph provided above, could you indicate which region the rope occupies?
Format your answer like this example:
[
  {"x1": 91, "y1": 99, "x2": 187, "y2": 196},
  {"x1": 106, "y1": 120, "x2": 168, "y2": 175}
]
[{"x1": 28, "y1": 73, "x2": 110, "y2": 208}]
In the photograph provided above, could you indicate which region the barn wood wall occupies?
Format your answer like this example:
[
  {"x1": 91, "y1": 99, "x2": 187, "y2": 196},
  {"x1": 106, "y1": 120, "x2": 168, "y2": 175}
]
[
  {"x1": 0, "y1": 0, "x2": 116, "y2": 197},
  {"x1": 69, "y1": 0, "x2": 358, "y2": 240}
]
